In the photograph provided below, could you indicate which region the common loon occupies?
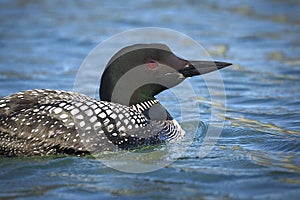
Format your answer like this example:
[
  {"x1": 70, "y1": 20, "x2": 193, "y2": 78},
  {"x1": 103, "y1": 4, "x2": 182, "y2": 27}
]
[{"x1": 0, "y1": 43, "x2": 231, "y2": 156}]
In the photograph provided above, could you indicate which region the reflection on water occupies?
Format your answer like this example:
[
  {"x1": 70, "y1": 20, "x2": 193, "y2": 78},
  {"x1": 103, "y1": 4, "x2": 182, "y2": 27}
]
[
  {"x1": 0, "y1": 0, "x2": 300, "y2": 199},
  {"x1": 226, "y1": 114, "x2": 300, "y2": 135}
]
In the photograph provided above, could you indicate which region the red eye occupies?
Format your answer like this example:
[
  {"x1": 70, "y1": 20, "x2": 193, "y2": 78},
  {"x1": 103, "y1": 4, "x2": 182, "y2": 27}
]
[{"x1": 148, "y1": 60, "x2": 158, "y2": 70}]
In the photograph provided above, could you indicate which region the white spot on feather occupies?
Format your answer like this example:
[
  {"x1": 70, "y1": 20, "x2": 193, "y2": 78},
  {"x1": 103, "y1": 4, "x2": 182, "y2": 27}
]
[
  {"x1": 71, "y1": 108, "x2": 79, "y2": 115},
  {"x1": 60, "y1": 114, "x2": 68, "y2": 119},
  {"x1": 95, "y1": 108, "x2": 101, "y2": 114},
  {"x1": 79, "y1": 121, "x2": 85, "y2": 127},
  {"x1": 99, "y1": 112, "x2": 106, "y2": 119},
  {"x1": 53, "y1": 107, "x2": 63, "y2": 114},
  {"x1": 0, "y1": 104, "x2": 6, "y2": 108},
  {"x1": 90, "y1": 116, "x2": 97, "y2": 123}
]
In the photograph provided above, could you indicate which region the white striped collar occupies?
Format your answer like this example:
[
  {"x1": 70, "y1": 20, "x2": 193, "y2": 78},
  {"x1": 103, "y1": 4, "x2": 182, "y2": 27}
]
[{"x1": 130, "y1": 99, "x2": 159, "y2": 113}]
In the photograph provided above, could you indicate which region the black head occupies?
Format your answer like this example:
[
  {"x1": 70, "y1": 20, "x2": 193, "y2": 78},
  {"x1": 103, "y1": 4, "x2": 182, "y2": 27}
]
[{"x1": 100, "y1": 43, "x2": 231, "y2": 106}]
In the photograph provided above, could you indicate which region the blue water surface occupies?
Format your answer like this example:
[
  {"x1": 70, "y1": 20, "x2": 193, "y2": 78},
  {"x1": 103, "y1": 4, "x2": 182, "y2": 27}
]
[{"x1": 0, "y1": 0, "x2": 300, "y2": 199}]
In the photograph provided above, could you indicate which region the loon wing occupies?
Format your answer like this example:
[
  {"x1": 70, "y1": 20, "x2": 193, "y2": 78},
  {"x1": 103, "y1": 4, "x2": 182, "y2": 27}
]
[
  {"x1": 0, "y1": 89, "x2": 94, "y2": 117},
  {"x1": 0, "y1": 90, "x2": 94, "y2": 156},
  {"x1": 0, "y1": 89, "x2": 176, "y2": 156}
]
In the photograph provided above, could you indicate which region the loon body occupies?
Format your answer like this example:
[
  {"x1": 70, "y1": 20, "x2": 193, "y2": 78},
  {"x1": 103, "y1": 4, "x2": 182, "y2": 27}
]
[{"x1": 0, "y1": 43, "x2": 231, "y2": 156}]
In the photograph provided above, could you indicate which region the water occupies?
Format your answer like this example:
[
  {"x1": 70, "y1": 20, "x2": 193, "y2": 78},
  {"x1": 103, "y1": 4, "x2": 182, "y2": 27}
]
[{"x1": 0, "y1": 0, "x2": 300, "y2": 199}]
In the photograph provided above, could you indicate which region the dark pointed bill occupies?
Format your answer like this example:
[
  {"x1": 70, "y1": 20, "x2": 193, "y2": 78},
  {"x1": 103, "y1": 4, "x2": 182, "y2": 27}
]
[{"x1": 178, "y1": 61, "x2": 232, "y2": 78}]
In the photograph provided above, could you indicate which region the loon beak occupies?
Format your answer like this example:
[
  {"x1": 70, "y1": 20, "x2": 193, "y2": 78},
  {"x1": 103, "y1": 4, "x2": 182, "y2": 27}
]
[{"x1": 178, "y1": 61, "x2": 232, "y2": 78}]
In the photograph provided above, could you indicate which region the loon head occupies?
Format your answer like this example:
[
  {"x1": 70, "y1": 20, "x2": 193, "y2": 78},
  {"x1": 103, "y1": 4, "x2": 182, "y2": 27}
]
[{"x1": 100, "y1": 43, "x2": 231, "y2": 106}]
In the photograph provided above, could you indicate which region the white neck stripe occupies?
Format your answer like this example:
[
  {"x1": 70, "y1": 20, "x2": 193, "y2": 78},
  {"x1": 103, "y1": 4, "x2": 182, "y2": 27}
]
[{"x1": 130, "y1": 99, "x2": 159, "y2": 113}]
